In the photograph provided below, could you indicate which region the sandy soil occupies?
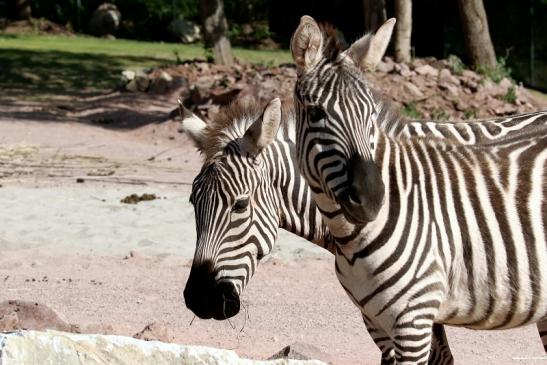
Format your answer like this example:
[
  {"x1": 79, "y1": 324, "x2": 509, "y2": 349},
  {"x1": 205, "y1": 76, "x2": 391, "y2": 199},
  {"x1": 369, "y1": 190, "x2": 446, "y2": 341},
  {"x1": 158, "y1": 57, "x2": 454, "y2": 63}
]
[{"x1": 0, "y1": 93, "x2": 545, "y2": 364}]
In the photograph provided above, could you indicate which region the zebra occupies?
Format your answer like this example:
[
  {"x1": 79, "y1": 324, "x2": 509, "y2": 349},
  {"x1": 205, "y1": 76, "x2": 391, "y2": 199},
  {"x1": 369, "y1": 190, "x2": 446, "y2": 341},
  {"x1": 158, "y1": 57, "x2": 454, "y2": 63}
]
[
  {"x1": 180, "y1": 93, "x2": 545, "y2": 364},
  {"x1": 181, "y1": 97, "x2": 458, "y2": 363},
  {"x1": 181, "y1": 97, "x2": 334, "y2": 321},
  {"x1": 290, "y1": 15, "x2": 547, "y2": 364}
]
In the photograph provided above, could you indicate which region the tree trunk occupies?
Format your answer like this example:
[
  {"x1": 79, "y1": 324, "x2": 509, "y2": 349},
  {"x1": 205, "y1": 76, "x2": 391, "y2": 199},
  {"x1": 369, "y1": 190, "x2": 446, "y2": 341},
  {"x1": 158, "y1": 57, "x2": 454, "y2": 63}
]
[
  {"x1": 363, "y1": 0, "x2": 386, "y2": 33},
  {"x1": 394, "y1": 0, "x2": 412, "y2": 63},
  {"x1": 9, "y1": 0, "x2": 31, "y2": 20},
  {"x1": 457, "y1": 0, "x2": 497, "y2": 69},
  {"x1": 200, "y1": 0, "x2": 234, "y2": 65}
]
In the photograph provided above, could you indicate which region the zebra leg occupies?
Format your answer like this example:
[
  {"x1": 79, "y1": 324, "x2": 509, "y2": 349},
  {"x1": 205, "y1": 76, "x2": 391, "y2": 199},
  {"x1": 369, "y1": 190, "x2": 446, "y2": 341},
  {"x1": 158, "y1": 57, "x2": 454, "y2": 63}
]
[
  {"x1": 362, "y1": 314, "x2": 396, "y2": 365},
  {"x1": 392, "y1": 315, "x2": 435, "y2": 365},
  {"x1": 538, "y1": 319, "x2": 547, "y2": 353},
  {"x1": 428, "y1": 324, "x2": 454, "y2": 365}
]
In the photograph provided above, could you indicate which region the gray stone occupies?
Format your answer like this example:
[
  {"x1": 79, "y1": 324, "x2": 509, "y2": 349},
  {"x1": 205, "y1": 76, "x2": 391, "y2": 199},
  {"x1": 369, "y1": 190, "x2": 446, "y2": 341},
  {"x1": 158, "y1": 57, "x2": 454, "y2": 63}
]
[
  {"x1": 403, "y1": 81, "x2": 425, "y2": 99},
  {"x1": 269, "y1": 342, "x2": 333, "y2": 364},
  {"x1": 396, "y1": 63, "x2": 413, "y2": 78},
  {"x1": 415, "y1": 64, "x2": 439, "y2": 78},
  {"x1": 0, "y1": 330, "x2": 328, "y2": 365},
  {"x1": 376, "y1": 60, "x2": 395, "y2": 74},
  {"x1": 135, "y1": 71, "x2": 150, "y2": 92},
  {"x1": 125, "y1": 79, "x2": 138, "y2": 92},
  {"x1": 499, "y1": 77, "x2": 513, "y2": 89},
  {"x1": 0, "y1": 300, "x2": 74, "y2": 333},
  {"x1": 462, "y1": 69, "x2": 480, "y2": 82},
  {"x1": 88, "y1": 3, "x2": 121, "y2": 36},
  {"x1": 439, "y1": 82, "x2": 459, "y2": 97},
  {"x1": 168, "y1": 17, "x2": 201, "y2": 44},
  {"x1": 121, "y1": 70, "x2": 135, "y2": 85},
  {"x1": 149, "y1": 71, "x2": 173, "y2": 94},
  {"x1": 439, "y1": 68, "x2": 461, "y2": 85},
  {"x1": 462, "y1": 78, "x2": 479, "y2": 92}
]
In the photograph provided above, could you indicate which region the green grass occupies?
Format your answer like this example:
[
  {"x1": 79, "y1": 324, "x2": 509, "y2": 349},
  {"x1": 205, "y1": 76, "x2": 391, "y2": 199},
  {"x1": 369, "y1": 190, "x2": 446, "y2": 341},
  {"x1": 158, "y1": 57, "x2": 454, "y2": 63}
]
[
  {"x1": 402, "y1": 101, "x2": 422, "y2": 119},
  {"x1": 0, "y1": 33, "x2": 291, "y2": 95}
]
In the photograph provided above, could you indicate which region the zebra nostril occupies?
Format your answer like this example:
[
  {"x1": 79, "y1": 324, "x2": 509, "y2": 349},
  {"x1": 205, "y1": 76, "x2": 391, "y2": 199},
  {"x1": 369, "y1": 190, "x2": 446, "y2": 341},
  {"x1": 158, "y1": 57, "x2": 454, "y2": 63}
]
[
  {"x1": 214, "y1": 282, "x2": 240, "y2": 320},
  {"x1": 348, "y1": 189, "x2": 362, "y2": 205}
]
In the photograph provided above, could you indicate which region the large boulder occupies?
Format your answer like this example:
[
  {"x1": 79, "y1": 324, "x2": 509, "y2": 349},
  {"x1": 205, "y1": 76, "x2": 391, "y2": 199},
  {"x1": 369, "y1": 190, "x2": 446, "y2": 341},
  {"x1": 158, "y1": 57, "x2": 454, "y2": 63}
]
[
  {"x1": 88, "y1": 3, "x2": 121, "y2": 36},
  {"x1": 0, "y1": 330, "x2": 329, "y2": 365},
  {"x1": 168, "y1": 17, "x2": 201, "y2": 43},
  {"x1": 0, "y1": 300, "x2": 75, "y2": 333}
]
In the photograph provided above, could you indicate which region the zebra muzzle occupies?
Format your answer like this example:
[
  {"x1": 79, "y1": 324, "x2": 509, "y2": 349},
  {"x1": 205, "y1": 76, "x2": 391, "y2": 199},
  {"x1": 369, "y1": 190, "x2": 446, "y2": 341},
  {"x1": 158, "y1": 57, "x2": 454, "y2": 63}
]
[
  {"x1": 183, "y1": 262, "x2": 240, "y2": 320},
  {"x1": 339, "y1": 155, "x2": 385, "y2": 224}
]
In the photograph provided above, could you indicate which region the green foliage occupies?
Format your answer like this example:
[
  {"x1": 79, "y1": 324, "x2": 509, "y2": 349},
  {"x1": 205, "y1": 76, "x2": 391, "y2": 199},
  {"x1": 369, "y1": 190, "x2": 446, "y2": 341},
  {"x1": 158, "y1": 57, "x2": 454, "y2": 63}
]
[
  {"x1": 224, "y1": 0, "x2": 270, "y2": 23},
  {"x1": 448, "y1": 55, "x2": 465, "y2": 76},
  {"x1": 500, "y1": 86, "x2": 517, "y2": 104},
  {"x1": 462, "y1": 108, "x2": 478, "y2": 120},
  {"x1": 0, "y1": 33, "x2": 291, "y2": 95},
  {"x1": 252, "y1": 23, "x2": 273, "y2": 40},
  {"x1": 172, "y1": 49, "x2": 183, "y2": 65},
  {"x1": 476, "y1": 57, "x2": 512, "y2": 83},
  {"x1": 26, "y1": 0, "x2": 199, "y2": 39},
  {"x1": 204, "y1": 47, "x2": 214, "y2": 63},
  {"x1": 402, "y1": 102, "x2": 421, "y2": 119}
]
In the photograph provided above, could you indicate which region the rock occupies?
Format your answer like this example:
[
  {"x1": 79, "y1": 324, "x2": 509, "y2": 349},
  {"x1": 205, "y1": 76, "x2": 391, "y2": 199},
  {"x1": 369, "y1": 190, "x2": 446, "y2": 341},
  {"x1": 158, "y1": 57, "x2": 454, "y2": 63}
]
[
  {"x1": 88, "y1": 3, "x2": 121, "y2": 36},
  {"x1": 135, "y1": 71, "x2": 150, "y2": 92},
  {"x1": 461, "y1": 78, "x2": 478, "y2": 92},
  {"x1": 133, "y1": 322, "x2": 174, "y2": 343},
  {"x1": 125, "y1": 79, "x2": 138, "y2": 92},
  {"x1": 454, "y1": 99, "x2": 469, "y2": 112},
  {"x1": 211, "y1": 88, "x2": 242, "y2": 105},
  {"x1": 269, "y1": 342, "x2": 333, "y2": 364},
  {"x1": 189, "y1": 86, "x2": 205, "y2": 105},
  {"x1": 0, "y1": 300, "x2": 73, "y2": 333},
  {"x1": 462, "y1": 69, "x2": 481, "y2": 82},
  {"x1": 439, "y1": 82, "x2": 459, "y2": 97},
  {"x1": 492, "y1": 103, "x2": 518, "y2": 116},
  {"x1": 439, "y1": 68, "x2": 461, "y2": 85},
  {"x1": 395, "y1": 63, "x2": 412, "y2": 78},
  {"x1": 149, "y1": 71, "x2": 173, "y2": 94},
  {"x1": 376, "y1": 60, "x2": 395, "y2": 74},
  {"x1": 0, "y1": 330, "x2": 328, "y2": 365},
  {"x1": 121, "y1": 70, "x2": 135, "y2": 83},
  {"x1": 478, "y1": 79, "x2": 505, "y2": 97},
  {"x1": 499, "y1": 77, "x2": 513, "y2": 90},
  {"x1": 168, "y1": 17, "x2": 201, "y2": 44},
  {"x1": 0, "y1": 311, "x2": 18, "y2": 331},
  {"x1": 241, "y1": 23, "x2": 254, "y2": 36},
  {"x1": 415, "y1": 64, "x2": 439, "y2": 78},
  {"x1": 403, "y1": 81, "x2": 425, "y2": 99}
]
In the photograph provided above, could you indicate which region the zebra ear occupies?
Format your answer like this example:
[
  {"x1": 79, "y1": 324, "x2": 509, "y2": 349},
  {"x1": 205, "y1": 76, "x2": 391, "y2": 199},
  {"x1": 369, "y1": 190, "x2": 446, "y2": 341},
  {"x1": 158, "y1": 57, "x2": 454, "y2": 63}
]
[
  {"x1": 343, "y1": 18, "x2": 396, "y2": 71},
  {"x1": 291, "y1": 15, "x2": 323, "y2": 74},
  {"x1": 243, "y1": 98, "x2": 282, "y2": 155},
  {"x1": 179, "y1": 100, "x2": 207, "y2": 151}
]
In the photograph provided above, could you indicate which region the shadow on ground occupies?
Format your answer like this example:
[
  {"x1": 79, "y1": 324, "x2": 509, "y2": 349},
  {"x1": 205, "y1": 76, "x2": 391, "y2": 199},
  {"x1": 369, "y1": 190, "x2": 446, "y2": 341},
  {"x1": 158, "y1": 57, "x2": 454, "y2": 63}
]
[
  {"x1": 0, "y1": 48, "x2": 165, "y2": 95},
  {"x1": 0, "y1": 48, "x2": 177, "y2": 129}
]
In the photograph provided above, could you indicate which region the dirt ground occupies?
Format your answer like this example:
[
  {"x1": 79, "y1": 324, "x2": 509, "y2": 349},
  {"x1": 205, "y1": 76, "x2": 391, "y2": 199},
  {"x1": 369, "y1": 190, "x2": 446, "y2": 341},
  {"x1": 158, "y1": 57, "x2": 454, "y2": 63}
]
[{"x1": 0, "y1": 91, "x2": 546, "y2": 364}]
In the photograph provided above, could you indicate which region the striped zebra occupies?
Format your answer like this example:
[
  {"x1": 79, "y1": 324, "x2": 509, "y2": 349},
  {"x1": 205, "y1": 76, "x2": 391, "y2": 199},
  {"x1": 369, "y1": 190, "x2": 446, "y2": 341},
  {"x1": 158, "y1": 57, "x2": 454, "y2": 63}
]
[
  {"x1": 181, "y1": 97, "x2": 456, "y2": 363},
  {"x1": 291, "y1": 15, "x2": 547, "y2": 364},
  {"x1": 180, "y1": 94, "x2": 544, "y2": 364}
]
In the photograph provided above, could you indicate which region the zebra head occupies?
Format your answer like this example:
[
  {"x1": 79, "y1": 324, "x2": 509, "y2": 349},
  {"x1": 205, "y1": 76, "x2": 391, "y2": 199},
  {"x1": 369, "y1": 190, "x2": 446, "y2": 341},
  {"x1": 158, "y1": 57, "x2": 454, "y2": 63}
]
[
  {"x1": 181, "y1": 98, "x2": 283, "y2": 320},
  {"x1": 290, "y1": 16, "x2": 395, "y2": 226}
]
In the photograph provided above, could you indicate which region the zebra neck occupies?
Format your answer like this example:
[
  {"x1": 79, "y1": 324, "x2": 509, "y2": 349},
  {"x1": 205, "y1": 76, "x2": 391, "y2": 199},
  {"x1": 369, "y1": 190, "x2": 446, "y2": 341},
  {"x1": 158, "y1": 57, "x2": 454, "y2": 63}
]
[{"x1": 268, "y1": 140, "x2": 335, "y2": 253}]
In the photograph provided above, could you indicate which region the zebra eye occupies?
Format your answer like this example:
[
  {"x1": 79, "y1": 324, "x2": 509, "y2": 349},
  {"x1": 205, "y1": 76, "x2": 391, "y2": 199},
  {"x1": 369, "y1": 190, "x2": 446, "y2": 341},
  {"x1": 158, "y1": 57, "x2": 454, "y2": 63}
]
[
  {"x1": 232, "y1": 197, "x2": 250, "y2": 213},
  {"x1": 308, "y1": 106, "x2": 326, "y2": 123}
]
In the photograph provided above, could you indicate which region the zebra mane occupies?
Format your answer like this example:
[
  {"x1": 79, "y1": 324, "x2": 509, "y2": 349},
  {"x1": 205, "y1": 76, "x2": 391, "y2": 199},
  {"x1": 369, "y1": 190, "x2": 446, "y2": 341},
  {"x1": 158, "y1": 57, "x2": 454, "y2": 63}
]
[
  {"x1": 319, "y1": 23, "x2": 346, "y2": 62},
  {"x1": 201, "y1": 96, "x2": 295, "y2": 163}
]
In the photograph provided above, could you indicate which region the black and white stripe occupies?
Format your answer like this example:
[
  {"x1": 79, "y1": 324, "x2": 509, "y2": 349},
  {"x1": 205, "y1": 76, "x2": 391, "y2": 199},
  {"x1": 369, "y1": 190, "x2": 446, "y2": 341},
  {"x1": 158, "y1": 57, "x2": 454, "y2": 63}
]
[
  {"x1": 182, "y1": 92, "x2": 544, "y2": 362},
  {"x1": 291, "y1": 15, "x2": 547, "y2": 365}
]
